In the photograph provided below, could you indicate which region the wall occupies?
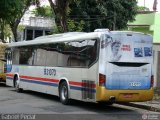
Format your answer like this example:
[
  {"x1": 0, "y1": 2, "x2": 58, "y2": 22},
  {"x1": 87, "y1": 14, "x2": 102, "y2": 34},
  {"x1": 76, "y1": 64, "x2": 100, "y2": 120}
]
[
  {"x1": 128, "y1": 12, "x2": 160, "y2": 43},
  {"x1": 153, "y1": 44, "x2": 160, "y2": 91},
  {"x1": 153, "y1": 13, "x2": 160, "y2": 43}
]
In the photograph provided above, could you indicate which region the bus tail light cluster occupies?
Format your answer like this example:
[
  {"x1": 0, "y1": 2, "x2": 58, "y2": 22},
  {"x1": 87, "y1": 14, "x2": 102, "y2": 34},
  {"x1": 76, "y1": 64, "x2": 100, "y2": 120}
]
[
  {"x1": 151, "y1": 75, "x2": 154, "y2": 87},
  {"x1": 99, "y1": 73, "x2": 106, "y2": 86}
]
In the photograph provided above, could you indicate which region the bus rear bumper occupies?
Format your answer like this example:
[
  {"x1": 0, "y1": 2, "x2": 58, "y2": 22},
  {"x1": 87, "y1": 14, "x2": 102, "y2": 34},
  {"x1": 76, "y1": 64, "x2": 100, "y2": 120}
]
[{"x1": 96, "y1": 86, "x2": 154, "y2": 102}]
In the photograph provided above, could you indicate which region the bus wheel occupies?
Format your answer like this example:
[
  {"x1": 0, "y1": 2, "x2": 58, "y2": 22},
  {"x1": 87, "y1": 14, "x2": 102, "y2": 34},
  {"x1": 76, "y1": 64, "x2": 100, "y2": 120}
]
[
  {"x1": 59, "y1": 81, "x2": 70, "y2": 105},
  {"x1": 14, "y1": 76, "x2": 23, "y2": 93}
]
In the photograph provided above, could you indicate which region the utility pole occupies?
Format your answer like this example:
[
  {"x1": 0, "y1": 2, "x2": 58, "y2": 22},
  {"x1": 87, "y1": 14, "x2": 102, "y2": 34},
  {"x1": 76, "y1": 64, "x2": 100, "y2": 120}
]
[
  {"x1": 144, "y1": 0, "x2": 146, "y2": 9},
  {"x1": 113, "y1": 12, "x2": 116, "y2": 30},
  {"x1": 153, "y1": 0, "x2": 157, "y2": 11}
]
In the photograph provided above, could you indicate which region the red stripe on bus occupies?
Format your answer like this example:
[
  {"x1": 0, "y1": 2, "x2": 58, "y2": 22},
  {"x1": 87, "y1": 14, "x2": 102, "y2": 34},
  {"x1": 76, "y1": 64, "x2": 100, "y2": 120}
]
[
  {"x1": 6, "y1": 74, "x2": 96, "y2": 88},
  {"x1": 6, "y1": 73, "x2": 14, "y2": 77},
  {"x1": 20, "y1": 75, "x2": 59, "y2": 83},
  {"x1": 69, "y1": 81, "x2": 96, "y2": 88},
  {"x1": 69, "y1": 81, "x2": 82, "y2": 86}
]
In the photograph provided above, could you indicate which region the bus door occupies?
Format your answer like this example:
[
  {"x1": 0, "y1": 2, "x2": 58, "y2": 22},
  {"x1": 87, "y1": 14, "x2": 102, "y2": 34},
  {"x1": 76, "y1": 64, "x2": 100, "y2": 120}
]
[
  {"x1": 99, "y1": 33, "x2": 153, "y2": 90},
  {"x1": 5, "y1": 48, "x2": 12, "y2": 73}
]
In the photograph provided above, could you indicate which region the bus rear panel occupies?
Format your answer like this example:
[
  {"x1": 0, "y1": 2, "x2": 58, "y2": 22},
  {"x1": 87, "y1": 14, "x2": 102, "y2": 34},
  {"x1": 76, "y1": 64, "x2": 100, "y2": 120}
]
[{"x1": 97, "y1": 32, "x2": 153, "y2": 102}]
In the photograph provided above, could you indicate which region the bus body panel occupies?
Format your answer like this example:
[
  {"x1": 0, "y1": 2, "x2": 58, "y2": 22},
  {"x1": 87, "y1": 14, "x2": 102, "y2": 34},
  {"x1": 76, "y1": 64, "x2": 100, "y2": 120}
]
[
  {"x1": 6, "y1": 63, "x2": 98, "y2": 102},
  {"x1": 96, "y1": 86, "x2": 154, "y2": 102},
  {"x1": 7, "y1": 65, "x2": 82, "y2": 100},
  {"x1": 105, "y1": 63, "x2": 151, "y2": 90},
  {"x1": 98, "y1": 31, "x2": 153, "y2": 102},
  {"x1": 103, "y1": 32, "x2": 152, "y2": 63},
  {"x1": 6, "y1": 34, "x2": 99, "y2": 102}
]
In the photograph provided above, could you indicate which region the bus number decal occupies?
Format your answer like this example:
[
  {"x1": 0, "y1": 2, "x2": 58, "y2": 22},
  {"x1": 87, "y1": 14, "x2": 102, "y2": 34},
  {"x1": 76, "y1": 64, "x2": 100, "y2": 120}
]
[
  {"x1": 44, "y1": 68, "x2": 56, "y2": 76},
  {"x1": 130, "y1": 82, "x2": 141, "y2": 87}
]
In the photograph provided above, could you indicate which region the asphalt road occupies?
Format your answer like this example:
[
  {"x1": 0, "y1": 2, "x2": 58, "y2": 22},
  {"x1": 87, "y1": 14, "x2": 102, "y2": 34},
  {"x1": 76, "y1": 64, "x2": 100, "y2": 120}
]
[{"x1": 0, "y1": 83, "x2": 159, "y2": 120}]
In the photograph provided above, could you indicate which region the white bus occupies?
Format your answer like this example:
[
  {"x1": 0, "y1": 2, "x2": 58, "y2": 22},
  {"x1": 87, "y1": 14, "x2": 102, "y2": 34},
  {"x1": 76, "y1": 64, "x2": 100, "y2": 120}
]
[{"x1": 6, "y1": 30, "x2": 154, "y2": 105}]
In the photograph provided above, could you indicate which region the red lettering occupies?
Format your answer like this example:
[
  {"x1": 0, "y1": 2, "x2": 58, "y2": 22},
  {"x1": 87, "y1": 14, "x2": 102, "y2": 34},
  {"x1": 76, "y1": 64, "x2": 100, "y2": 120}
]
[{"x1": 121, "y1": 44, "x2": 131, "y2": 51}]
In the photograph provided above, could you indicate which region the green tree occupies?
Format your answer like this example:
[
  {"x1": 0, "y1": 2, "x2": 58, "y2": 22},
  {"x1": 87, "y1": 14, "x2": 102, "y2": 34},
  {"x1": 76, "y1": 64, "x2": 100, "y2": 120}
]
[
  {"x1": 0, "y1": 20, "x2": 12, "y2": 43},
  {"x1": 0, "y1": 0, "x2": 40, "y2": 42},
  {"x1": 32, "y1": 5, "x2": 54, "y2": 17},
  {"x1": 67, "y1": 19, "x2": 85, "y2": 32},
  {"x1": 47, "y1": 0, "x2": 137, "y2": 32},
  {"x1": 0, "y1": 0, "x2": 19, "y2": 42},
  {"x1": 8, "y1": 0, "x2": 40, "y2": 42},
  {"x1": 137, "y1": 6, "x2": 150, "y2": 11},
  {"x1": 69, "y1": 0, "x2": 138, "y2": 31}
]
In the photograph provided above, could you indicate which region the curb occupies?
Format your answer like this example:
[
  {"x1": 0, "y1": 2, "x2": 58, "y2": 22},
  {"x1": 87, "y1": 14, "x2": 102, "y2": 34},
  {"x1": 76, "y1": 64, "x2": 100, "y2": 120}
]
[{"x1": 118, "y1": 102, "x2": 160, "y2": 112}]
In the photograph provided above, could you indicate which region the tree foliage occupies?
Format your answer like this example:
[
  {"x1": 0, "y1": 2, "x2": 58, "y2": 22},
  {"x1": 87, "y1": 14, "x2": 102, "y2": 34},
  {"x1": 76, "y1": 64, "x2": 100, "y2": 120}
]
[
  {"x1": 8, "y1": 0, "x2": 40, "y2": 42},
  {"x1": 0, "y1": 0, "x2": 39, "y2": 42},
  {"x1": 69, "y1": 0, "x2": 138, "y2": 32},
  {"x1": 0, "y1": 0, "x2": 20, "y2": 42},
  {"x1": 67, "y1": 19, "x2": 85, "y2": 32},
  {"x1": 0, "y1": 0, "x2": 138, "y2": 42},
  {"x1": 0, "y1": 0, "x2": 20, "y2": 20},
  {"x1": 32, "y1": 5, "x2": 54, "y2": 17},
  {"x1": 45, "y1": 0, "x2": 138, "y2": 33},
  {"x1": 137, "y1": 6, "x2": 150, "y2": 11}
]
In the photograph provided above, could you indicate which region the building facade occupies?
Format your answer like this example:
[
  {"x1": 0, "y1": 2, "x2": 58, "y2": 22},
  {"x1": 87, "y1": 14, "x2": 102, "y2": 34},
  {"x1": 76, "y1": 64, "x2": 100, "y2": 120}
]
[{"x1": 21, "y1": 17, "x2": 55, "y2": 41}]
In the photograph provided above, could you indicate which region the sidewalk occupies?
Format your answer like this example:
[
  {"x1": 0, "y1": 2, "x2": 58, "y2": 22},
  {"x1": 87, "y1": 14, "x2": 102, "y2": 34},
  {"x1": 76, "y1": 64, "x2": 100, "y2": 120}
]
[
  {"x1": 123, "y1": 100, "x2": 160, "y2": 112},
  {"x1": 119, "y1": 94, "x2": 160, "y2": 112}
]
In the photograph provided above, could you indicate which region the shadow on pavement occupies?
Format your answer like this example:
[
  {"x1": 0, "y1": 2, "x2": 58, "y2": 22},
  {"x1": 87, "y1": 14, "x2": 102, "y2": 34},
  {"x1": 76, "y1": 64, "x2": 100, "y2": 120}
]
[{"x1": 8, "y1": 88, "x2": 139, "y2": 114}]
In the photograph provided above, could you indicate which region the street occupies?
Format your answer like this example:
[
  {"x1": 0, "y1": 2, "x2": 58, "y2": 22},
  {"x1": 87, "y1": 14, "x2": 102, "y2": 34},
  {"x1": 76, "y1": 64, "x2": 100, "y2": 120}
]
[{"x1": 0, "y1": 83, "x2": 159, "y2": 120}]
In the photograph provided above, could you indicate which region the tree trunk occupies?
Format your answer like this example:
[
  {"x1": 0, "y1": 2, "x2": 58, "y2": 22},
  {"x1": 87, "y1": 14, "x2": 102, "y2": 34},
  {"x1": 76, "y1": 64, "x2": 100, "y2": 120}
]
[
  {"x1": 48, "y1": 0, "x2": 60, "y2": 29},
  {"x1": 0, "y1": 19, "x2": 6, "y2": 43},
  {"x1": 10, "y1": 19, "x2": 20, "y2": 42},
  {"x1": 61, "y1": 15, "x2": 67, "y2": 32},
  {"x1": 0, "y1": 25, "x2": 5, "y2": 42},
  {"x1": 11, "y1": 27, "x2": 17, "y2": 42},
  {"x1": 48, "y1": 0, "x2": 69, "y2": 33}
]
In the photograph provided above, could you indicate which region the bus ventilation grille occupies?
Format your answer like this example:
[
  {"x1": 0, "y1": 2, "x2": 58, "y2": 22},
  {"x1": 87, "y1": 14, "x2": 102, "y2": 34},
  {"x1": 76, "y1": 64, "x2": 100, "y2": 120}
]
[{"x1": 82, "y1": 80, "x2": 95, "y2": 100}]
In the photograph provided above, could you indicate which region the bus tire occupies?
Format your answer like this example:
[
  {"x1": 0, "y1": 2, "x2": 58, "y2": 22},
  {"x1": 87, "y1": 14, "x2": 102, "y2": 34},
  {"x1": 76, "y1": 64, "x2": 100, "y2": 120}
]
[
  {"x1": 59, "y1": 81, "x2": 70, "y2": 105},
  {"x1": 14, "y1": 76, "x2": 23, "y2": 93}
]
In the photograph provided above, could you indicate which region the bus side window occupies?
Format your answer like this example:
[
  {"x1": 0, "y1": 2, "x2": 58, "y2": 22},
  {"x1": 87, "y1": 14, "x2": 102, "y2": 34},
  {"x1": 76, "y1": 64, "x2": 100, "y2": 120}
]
[
  {"x1": 33, "y1": 48, "x2": 46, "y2": 66},
  {"x1": 6, "y1": 49, "x2": 12, "y2": 65},
  {"x1": 89, "y1": 40, "x2": 97, "y2": 65},
  {"x1": 66, "y1": 40, "x2": 88, "y2": 67},
  {"x1": 19, "y1": 47, "x2": 34, "y2": 65},
  {"x1": 66, "y1": 39, "x2": 98, "y2": 67},
  {"x1": 12, "y1": 48, "x2": 19, "y2": 65},
  {"x1": 43, "y1": 44, "x2": 58, "y2": 67}
]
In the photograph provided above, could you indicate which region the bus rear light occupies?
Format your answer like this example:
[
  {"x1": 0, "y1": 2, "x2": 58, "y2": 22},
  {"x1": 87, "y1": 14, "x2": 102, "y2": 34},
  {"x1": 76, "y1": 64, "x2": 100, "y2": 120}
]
[
  {"x1": 151, "y1": 75, "x2": 154, "y2": 87},
  {"x1": 99, "y1": 73, "x2": 106, "y2": 86}
]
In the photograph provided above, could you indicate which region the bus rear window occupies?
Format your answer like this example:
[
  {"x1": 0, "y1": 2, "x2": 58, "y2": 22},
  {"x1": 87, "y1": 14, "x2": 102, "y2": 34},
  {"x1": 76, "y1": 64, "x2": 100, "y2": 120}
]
[{"x1": 110, "y1": 62, "x2": 148, "y2": 67}]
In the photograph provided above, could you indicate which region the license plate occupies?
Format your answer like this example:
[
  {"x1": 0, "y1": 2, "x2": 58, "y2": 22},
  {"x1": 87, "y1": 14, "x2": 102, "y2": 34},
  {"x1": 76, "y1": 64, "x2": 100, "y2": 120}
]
[{"x1": 123, "y1": 93, "x2": 133, "y2": 98}]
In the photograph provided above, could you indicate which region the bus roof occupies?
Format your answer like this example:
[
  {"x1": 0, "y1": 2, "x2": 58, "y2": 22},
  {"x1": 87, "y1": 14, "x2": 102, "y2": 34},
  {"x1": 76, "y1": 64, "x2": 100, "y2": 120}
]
[
  {"x1": 7, "y1": 30, "x2": 152, "y2": 47},
  {"x1": 111, "y1": 31, "x2": 152, "y2": 37},
  {"x1": 7, "y1": 32, "x2": 100, "y2": 47}
]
